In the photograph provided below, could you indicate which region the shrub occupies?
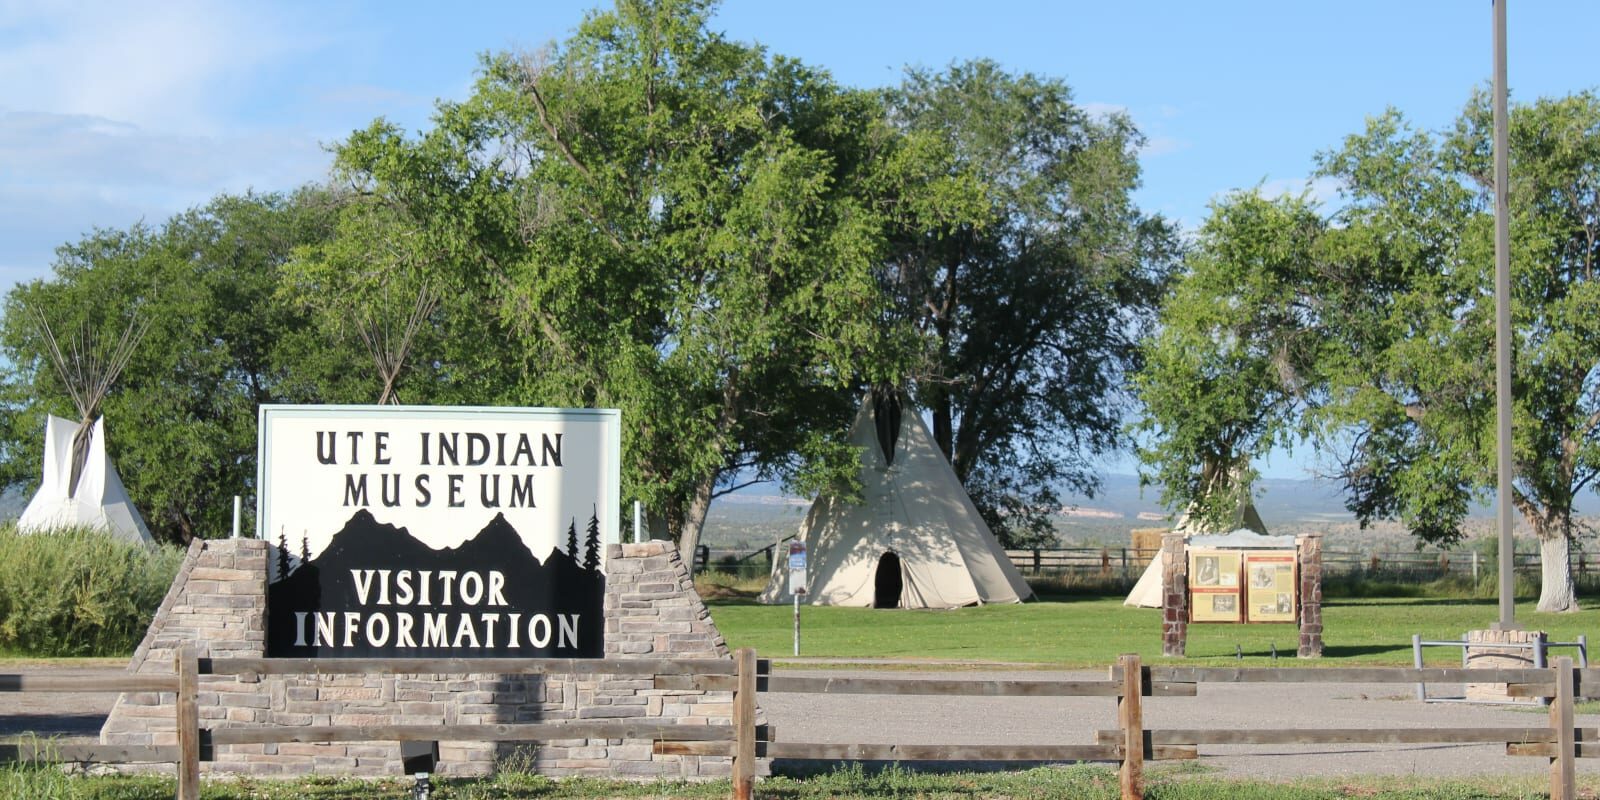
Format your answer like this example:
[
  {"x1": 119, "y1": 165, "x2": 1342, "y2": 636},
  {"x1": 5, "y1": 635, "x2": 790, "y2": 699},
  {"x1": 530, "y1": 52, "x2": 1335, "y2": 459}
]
[{"x1": 0, "y1": 524, "x2": 184, "y2": 656}]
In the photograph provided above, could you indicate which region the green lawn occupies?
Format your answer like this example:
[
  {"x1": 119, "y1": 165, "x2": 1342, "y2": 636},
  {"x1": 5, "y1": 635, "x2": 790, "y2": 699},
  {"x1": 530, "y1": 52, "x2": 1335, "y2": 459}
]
[{"x1": 707, "y1": 596, "x2": 1598, "y2": 667}]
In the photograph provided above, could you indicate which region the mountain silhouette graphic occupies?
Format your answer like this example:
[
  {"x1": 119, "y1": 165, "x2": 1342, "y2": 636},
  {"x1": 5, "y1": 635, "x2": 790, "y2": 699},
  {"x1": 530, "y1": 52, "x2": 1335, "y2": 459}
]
[{"x1": 267, "y1": 510, "x2": 605, "y2": 658}]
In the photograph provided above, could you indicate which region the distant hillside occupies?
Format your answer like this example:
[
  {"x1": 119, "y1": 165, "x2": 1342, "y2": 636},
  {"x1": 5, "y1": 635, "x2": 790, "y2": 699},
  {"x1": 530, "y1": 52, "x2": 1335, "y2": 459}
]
[
  {"x1": 1055, "y1": 473, "x2": 1352, "y2": 529},
  {"x1": 701, "y1": 472, "x2": 1600, "y2": 552}
]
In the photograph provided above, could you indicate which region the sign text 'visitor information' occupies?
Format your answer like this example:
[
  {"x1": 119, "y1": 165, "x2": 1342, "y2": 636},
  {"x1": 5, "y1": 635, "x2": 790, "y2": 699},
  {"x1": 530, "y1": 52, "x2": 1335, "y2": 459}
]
[{"x1": 258, "y1": 405, "x2": 620, "y2": 658}]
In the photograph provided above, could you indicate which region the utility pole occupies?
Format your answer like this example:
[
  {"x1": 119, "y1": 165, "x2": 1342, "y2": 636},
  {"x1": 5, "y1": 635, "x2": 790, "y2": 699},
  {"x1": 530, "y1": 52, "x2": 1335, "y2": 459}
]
[{"x1": 1491, "y1": 0, "x2": 1516, "y2": 631}]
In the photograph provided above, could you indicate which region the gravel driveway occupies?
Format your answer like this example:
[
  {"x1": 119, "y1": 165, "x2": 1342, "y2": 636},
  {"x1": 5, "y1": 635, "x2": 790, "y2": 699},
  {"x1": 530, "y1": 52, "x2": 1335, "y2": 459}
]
[
  {"x1": 4, "y1": 664, "x2": 1595, "y2": 780},
  {"x1": 759, "y1": 667, "x2": 1600, "y2": 779}
]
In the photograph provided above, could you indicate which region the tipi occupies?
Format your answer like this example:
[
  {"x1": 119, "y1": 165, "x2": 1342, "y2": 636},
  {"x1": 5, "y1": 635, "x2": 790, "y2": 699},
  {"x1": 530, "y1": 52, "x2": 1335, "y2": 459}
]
[
  {"x1": 19, "y1": 415, "x2": 152, "y2": 543},
  {"x1": 16, "y1": 312, "x2": 153, "y2": 543},
  {"x1": 759, "y1": 389, "x2": 1033, "y2": 608},
  {"x1": 354, "y1": 283, "x2": 438, "y2": 405}
]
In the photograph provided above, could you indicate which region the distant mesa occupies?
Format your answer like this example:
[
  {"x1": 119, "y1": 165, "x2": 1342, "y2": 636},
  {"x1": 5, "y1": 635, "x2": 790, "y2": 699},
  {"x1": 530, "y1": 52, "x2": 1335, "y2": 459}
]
[{"x1": 1059, "y1": 506, "x2": 1122, "y2": 519}]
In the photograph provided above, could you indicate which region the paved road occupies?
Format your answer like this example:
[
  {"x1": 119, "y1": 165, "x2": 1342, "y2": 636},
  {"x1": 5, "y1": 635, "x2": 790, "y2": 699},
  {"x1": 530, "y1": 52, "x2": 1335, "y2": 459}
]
[{"x1": 4, "y1": 664, "x2": 1594, "y2": 780}]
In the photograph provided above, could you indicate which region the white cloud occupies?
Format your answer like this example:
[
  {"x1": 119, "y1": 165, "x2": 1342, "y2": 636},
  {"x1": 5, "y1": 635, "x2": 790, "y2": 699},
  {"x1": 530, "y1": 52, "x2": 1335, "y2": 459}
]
[
  {"x1": 1081, "y1": 101, "x2": 1129, "y2": 121},
  {"x1": 1256, "y1": 176, "x2": 1344, "y2": 206},
  {"x1": 0, "y1": 111, "x2": 333, "y2": 287},
  {"x1": 1141, "y1": 136, "x2": 1189, "y2": 157},
  {"x1": 0, "y1": 1, "x2": 308, "y2": 134}
]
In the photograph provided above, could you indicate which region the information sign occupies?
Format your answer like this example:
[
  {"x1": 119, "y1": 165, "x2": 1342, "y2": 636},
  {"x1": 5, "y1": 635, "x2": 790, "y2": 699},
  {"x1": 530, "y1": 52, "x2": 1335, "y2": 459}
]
[
  {"x1": 787, "y1": 541, "x2": 807, "y2": 595},
  {"x1": 258, "y1": 405, "x2": 620, "y2": 658}
]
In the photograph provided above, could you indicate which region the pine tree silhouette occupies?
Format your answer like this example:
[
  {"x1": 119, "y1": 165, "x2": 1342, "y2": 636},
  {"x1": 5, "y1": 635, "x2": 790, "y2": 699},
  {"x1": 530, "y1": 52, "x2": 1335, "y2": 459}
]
[
  {"x1": 300, "y1": 534, "x2": 311, "y2": 565},
  {"x1": 567, "y1": 518, "x2": 579, "y2": 560},
  {"x1": 583, "y1": 506, "x2": 601, "y2": 572},
  {"x1": 276, "y1": 533, "x2": 291, "y2": 577}
]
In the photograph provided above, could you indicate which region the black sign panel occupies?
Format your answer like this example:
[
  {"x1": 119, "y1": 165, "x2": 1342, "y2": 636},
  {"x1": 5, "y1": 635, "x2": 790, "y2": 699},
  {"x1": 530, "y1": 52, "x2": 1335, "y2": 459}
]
[{"x1": 266, "y1": 510, "x2": 604, "y2": 657}]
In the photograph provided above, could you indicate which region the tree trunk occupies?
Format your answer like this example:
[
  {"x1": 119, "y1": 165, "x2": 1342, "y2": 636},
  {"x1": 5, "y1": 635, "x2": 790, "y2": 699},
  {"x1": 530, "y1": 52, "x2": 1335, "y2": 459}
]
[
  {"x1": 676, "y1": 472, "x2": 716, "y2": 576},
  {"x1": 930, "y1": 387, "x2": 954, "y2": 462},
  {"x1": 1536, "y1": 531, "x2": 1580, "y2": 612}
]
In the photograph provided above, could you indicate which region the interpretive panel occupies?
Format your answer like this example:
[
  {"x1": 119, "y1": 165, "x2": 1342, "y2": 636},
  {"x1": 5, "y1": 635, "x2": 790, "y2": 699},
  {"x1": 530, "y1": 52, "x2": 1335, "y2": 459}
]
[
  {"x1": 1244, "y1": 552, "x2": 1297, "y2": 623},
  {"x1": 1188, "y1": 549, "x2": 1242, "y2": 623}
]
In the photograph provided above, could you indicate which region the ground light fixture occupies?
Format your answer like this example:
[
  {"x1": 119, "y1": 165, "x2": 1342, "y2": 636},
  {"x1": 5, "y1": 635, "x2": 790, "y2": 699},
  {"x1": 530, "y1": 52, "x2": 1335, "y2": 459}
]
[{"x1": 401, "y1": 740, "x2": 439, "y2": 800}]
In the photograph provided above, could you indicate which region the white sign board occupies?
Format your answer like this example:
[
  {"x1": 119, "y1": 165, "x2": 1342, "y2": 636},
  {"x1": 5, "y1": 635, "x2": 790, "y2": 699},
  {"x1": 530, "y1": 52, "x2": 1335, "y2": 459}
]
[
  {"x1": 257, "y1": 405, "x2": 621, "y2": 657},
  {"x1": 259, "y1": 405, "x2": 620, "y2": 562}
]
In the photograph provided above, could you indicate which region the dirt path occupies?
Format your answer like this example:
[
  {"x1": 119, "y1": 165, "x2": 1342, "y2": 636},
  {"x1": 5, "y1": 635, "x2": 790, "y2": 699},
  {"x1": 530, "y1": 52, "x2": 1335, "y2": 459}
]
[{"x1": 3, "y1": 664, "x2": 1593, "y2": 780}]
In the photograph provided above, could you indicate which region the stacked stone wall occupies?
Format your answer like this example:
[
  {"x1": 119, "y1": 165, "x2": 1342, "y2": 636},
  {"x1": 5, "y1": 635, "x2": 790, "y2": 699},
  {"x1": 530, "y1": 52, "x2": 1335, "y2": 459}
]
[{"x1": 102, "y1": 539, "x2": 733, "y2": 778}]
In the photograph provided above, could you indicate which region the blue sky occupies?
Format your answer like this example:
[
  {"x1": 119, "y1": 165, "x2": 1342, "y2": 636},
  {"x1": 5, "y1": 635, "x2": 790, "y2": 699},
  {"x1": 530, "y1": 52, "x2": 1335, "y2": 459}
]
[{"x1": 3, "y1": 0, "x2": 1597, "y2": 478}]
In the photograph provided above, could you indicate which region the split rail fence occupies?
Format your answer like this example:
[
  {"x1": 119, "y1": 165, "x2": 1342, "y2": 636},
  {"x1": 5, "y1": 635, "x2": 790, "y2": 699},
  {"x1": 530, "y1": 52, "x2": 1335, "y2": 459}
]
[
  {"x1": 3, "y1": 649, "x2": 1597, "y2": 800},
  {"x1": 998, "y1": 546, "x2": 1570, "y2": 582}
]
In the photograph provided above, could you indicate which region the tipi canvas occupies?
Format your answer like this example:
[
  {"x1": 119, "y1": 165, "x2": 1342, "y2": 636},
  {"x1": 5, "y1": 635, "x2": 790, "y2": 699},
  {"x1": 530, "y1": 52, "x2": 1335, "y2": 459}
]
[
  {"x1": 19, "y1": 415, "x2": 152, "y2": 543},
  {"x1": 759, "y1": 392, "x2": 1032, "y2": 608}
]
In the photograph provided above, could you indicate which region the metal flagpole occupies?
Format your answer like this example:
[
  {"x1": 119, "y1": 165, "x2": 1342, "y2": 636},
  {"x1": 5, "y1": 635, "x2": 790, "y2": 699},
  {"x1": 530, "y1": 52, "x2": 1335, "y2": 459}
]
[{"x1": 1492, "y1": 0, "x2": 1516, "y2": 630}]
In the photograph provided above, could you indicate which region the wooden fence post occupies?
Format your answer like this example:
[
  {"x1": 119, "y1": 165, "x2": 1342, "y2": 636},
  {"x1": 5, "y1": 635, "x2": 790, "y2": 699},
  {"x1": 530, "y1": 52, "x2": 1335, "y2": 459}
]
[
  {"x1": 1551, "y1": 655, "x2": 1576, "y2": 800},
  {"x1": 1117, "y1": 653, "x2": 1144, "y2": 800},
  {"x1": 732, "y1": 647, "x2": 757, "y2": 800},
  {"x1": 176, "y1": 647, "x2": 199, "y2": 800}
]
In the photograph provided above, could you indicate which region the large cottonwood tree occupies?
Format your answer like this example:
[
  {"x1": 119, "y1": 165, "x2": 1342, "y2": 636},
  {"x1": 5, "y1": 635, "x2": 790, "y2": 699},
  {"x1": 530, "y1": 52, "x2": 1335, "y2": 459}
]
[
  {"x1": 881, "y1": 61, "x2": 1179, "y2": 546},
  {"x1": 1137, "y1": 90, "x2": 1600, "y2": 612},
  {"x1": 1132, "y1": 192, "x2": 1326, "y2": 529},
  {"x1": 308, "y1": 0, "x2": 903, "y2": 566},
  {"x1": 1315, "y1": 92, "x2": 1600, "y2": 612}
]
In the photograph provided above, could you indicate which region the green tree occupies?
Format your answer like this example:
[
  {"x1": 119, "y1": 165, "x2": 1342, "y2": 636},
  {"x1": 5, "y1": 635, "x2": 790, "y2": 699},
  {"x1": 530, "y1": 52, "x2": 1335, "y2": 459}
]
[
  {"x1": 1313, "y1": 92, "x2": 1600, "y2": 612},
  {"x1": 882, "y1": 61, "x2": 1178, "y2": 546},
  {"x1": 319, "y1": 0, "x2": 901, "y2": 568},
  {"x1": 1138, "y1": 91, "x2": 1600, "y2": 612},
  {"x1": 1132, "y1": 191, "x2": 1326, "y2": 529},
  {"x1": 0, "y1": 190, "x2": 344, "y2": 542}
]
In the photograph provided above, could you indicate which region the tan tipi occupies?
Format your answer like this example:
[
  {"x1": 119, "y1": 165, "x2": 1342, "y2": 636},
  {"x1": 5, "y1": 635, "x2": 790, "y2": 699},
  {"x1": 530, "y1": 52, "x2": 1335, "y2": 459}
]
[{"x1": 759, "y1": 390, "x2": 1033, "y2": 608}]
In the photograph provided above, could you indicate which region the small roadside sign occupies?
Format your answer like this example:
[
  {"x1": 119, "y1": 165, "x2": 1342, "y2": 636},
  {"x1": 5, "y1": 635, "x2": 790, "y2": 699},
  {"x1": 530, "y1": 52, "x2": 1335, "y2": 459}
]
[{"x1": 787, "y1": 541, "x2": 807, "y2": 595}]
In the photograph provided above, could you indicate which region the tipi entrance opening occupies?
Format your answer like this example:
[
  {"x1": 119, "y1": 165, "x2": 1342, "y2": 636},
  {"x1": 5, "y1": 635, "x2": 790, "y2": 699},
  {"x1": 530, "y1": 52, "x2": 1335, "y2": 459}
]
[{"x1": 873, "y1": 551, "x2": 903, "y2": 609}]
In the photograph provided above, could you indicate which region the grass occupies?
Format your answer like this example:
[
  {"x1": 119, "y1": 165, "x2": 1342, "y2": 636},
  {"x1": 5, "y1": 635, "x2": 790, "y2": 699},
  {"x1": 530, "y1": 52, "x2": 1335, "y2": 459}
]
[
  {"x1": 1, "y1": 761, "x2": 1594, "y2": 799},
  {"x1": 1, "y1": 762, "x2": 1594, "y2": 799},
  {"x1": 704, "y1": 594, "x2": 1597, "y2": 667}
]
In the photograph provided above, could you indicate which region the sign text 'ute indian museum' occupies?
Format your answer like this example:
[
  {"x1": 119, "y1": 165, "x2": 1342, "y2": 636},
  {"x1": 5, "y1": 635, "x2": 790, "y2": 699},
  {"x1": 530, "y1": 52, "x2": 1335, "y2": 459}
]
[{"x1": 258, "y1": 405, "x2": 621, "y2": 658}]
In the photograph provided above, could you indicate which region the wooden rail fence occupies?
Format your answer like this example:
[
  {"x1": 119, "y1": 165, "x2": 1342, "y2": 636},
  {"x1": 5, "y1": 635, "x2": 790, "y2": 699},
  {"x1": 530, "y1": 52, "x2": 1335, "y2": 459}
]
[{"x1": 3, "y1": 650, "x2": 1596, "y2": 800}]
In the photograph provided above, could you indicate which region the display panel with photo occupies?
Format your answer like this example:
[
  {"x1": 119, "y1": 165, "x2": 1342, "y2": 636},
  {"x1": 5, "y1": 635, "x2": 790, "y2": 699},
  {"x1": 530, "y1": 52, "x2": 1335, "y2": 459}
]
[{"x1": 1242, "y1": 552, "x2": 1297, "y2": 623}]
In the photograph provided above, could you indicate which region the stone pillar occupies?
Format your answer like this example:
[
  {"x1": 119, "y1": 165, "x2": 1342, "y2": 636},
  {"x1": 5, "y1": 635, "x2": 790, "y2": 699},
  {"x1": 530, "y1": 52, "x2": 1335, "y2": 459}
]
[
  {"x1": 1161, "y1": 532, "x2": 1188, "y2": 657},
  {"x1": 1465, "y1": 628, "x2": 1543, "y2": 703},
  {"x1": 1296, "y1": 533, "x2": 1323, "y2": 658}
]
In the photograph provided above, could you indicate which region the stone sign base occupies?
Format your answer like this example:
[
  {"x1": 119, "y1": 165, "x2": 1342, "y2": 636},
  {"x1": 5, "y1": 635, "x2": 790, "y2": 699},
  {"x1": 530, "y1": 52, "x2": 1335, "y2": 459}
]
[
  {"x1": 1464, "y1": 628, "x2": 1545, "y2": 704},
  {"x1": 101, "y1": 539, "x2": 733, "y2": 778}
]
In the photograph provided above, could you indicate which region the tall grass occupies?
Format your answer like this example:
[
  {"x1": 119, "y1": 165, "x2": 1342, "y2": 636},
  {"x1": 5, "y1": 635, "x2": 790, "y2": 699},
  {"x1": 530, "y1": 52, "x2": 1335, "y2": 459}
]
[{"x1": 0, "y1": 524, "x2": 184, "y2": 656}]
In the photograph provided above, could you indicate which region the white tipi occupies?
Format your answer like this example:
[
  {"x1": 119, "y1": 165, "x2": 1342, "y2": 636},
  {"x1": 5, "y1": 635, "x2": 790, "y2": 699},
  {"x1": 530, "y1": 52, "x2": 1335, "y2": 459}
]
[
  {"x1": 19, "y1": 415, "x2": 152, "y2": 543},
  {"x1": 16, "y1": 311, "x2": 152, "y2": 543},
  {"x1": 759, "y1": 390, "x2": 1033, "y2": 608}
]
